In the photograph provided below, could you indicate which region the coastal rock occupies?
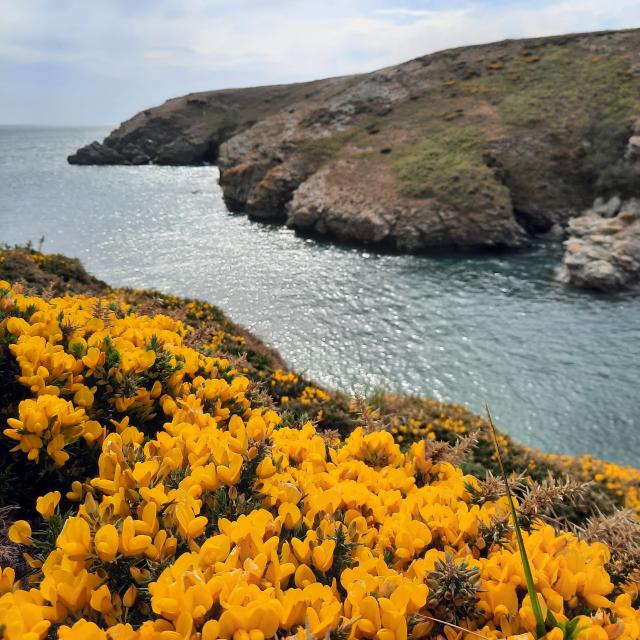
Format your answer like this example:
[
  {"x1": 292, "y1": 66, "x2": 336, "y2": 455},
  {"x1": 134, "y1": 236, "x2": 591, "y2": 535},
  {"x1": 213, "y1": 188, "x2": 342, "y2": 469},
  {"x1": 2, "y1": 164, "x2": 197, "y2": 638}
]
[
  {"x1": 68, "y1": 120, "x2": 215, "y2": 166},
  {"x1": 219, "y1": 160, "x2": 274, "y2": 212},
  {"x1": 540, "y1": 223, "x2": 566, "y2": 242},
  {"x1": 67, "y1": 28, "x2": 640, "y2": 253},
  {"x1": 246, "y1": 162, "x2": 312, "y2": 221},
  {"x1": 286, "y1": 170, "x2": 394, "y2": 246},
  {"x1": 286, "y1": 163, "x2": 528, "y2": 251},
  {"x1": 67, "y1": 141, "x2": 126, "y2": 165},
  {"x1": 558, "y1": 202, "x2": 640, "y2": 292}
]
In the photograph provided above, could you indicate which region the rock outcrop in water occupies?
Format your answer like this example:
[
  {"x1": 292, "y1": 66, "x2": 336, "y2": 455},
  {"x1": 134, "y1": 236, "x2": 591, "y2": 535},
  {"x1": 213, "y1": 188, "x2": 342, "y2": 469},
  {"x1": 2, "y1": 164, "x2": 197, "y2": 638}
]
[
  {"x1": 558, "y1": 198, "x2": 640, "y2": 292},
  {"x1": 69, "y1": 29, "x2": 640, "y2": 253}
]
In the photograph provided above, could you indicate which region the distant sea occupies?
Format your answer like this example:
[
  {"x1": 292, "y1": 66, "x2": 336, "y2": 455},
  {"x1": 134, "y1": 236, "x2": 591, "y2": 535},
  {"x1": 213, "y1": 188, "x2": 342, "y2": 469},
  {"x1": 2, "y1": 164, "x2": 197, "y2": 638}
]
[{"x1": 1, "y1": 125, "x2": 639, "y2": 465}]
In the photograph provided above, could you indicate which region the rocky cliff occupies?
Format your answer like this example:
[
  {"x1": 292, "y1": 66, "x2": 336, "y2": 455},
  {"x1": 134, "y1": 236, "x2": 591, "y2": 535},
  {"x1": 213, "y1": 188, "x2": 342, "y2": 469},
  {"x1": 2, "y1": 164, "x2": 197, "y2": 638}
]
[{"x1": 69, "y1": 29, "x2": 640, "y2": 253}]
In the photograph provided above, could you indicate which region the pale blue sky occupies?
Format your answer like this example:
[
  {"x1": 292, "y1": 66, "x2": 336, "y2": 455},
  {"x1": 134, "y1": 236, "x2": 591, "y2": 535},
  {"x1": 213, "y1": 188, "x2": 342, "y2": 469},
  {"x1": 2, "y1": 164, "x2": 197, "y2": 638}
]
[{"x1": 1, "y1": 0, "x2": 639, "y2": 125}]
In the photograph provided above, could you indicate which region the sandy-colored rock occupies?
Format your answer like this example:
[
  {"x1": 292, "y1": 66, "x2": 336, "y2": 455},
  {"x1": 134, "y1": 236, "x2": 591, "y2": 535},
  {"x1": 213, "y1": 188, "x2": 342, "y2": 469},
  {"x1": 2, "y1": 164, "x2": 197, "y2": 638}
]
[{"x1": 558, "y1": 202, "x2": 640, "y2": 292}]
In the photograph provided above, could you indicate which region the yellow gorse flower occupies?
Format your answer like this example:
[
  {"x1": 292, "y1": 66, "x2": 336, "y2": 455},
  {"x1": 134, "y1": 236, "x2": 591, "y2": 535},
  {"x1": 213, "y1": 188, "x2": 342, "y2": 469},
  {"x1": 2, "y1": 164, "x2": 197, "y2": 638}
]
[
  {"x1": 7, "y1": 520, "x2": 32, "y2": 545},
  {"x1": 35, "y1": 491, "x2": 61, "y2": 519},
  {"x1": 0, "y1": 283, "x2": 638, "y2": 640}
]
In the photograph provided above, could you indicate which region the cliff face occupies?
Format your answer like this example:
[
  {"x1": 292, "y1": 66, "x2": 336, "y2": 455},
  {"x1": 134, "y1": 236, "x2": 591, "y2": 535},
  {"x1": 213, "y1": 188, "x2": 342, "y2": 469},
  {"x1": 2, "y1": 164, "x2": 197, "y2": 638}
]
[{"x1": 69, "y1": 29, "x2": 640, "y2": 253}]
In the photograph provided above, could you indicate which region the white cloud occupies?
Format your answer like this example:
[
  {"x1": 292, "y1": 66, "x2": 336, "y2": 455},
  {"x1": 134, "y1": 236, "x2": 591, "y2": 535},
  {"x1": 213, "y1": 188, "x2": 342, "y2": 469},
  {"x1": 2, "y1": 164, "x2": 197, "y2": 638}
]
[
  {"x1": 1, "y1": 0, "x2": 639, "y2": 81},
  {"x1": 375, "y1": 8, "x2": 451, "y2": 18},
  {"x1": 0, "y1": 0, "x2": 639, "y2": 123}
]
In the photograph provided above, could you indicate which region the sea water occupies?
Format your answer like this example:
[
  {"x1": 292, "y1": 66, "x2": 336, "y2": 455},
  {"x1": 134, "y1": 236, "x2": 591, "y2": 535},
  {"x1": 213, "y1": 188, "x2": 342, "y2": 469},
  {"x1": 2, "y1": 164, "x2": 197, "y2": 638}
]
[{"x1": 1, "y1": 125, "x2": 638, "y2": 466}]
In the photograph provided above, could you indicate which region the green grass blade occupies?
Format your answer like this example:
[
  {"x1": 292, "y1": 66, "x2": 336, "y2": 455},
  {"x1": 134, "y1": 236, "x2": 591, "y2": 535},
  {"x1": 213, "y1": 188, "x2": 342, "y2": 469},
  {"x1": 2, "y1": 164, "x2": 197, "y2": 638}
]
[{"x1": 484, "y1": 403, "x2": 546, "y2": 638}]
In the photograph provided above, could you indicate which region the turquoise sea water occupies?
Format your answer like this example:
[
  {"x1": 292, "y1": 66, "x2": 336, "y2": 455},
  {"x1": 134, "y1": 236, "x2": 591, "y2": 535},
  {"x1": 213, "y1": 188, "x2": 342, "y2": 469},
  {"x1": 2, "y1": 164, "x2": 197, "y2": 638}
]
[{"x1": 1, "y1": 125, "x2": 638, "y2": 466}]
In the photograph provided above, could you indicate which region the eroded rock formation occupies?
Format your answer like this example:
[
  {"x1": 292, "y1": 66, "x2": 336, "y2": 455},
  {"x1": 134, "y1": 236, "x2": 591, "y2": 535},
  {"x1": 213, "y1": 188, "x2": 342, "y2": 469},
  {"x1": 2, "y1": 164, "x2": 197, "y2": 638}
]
[{"x1": 558, "y1": 199, "x2": 640, "y2": 292}]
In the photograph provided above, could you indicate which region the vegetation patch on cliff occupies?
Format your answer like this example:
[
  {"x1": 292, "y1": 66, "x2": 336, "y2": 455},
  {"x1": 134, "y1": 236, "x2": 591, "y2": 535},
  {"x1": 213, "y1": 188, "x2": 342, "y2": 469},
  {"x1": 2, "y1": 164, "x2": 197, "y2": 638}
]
[
  {"x1": 1, "y1": 247, "x2": 638, "y2": 515},
  {"x1": 497, "y1": 52, "x2": 637, "y2": 129},
  {"x1": 486, "y1": 49, "x2": 640, "y2": 206},
  {"x1": 392, "y1": 128, "x2": 511, "y2": 213},
  {"x1": 296, "y1": 130, "x2": 355, "y2": 166}
]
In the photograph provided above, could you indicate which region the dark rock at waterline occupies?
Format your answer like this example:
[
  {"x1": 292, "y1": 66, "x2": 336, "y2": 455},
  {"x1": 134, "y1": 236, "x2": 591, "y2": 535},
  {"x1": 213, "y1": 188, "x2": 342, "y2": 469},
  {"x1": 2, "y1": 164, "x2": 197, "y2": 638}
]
[
  {"x1": 68, "y1": 140, "x2": 126, "y2": 165},
  {"x1": 68, "y1": 123, "x2": 219, "y2": 166},
  {"x1": 69, "y1": 28, "x2": 640, "y2": 253}
]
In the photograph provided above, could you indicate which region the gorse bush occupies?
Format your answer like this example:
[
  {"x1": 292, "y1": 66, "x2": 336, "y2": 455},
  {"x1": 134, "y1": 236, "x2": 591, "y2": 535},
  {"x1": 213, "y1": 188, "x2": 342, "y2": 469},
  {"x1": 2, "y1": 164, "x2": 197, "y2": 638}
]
[
  {"x1": 1, "y1": 276, "x2": 639, "y2": 640},
  {"x1": 1, "y1": 246, "x2": 639, "y2": 521}
]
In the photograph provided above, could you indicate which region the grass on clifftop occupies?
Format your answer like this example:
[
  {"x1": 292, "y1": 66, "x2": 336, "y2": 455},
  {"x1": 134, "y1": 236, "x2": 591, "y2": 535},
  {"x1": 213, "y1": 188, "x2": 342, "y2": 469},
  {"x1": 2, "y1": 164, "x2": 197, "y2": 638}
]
[
  {"x1": 296, "y1": 130, "x2": 355, "y2": 166},
  {"x1": 392, "y1": 128, "x2": 511, "y2": 213},
  {"x1": 496, "y1": 52, "x2": 637, "y2": 130},
  {"x1": 468, "y1": 48, "x2": 640, "y2": 204},
  {"x1": 318, "y1": 40, "x2": 640, "y2": 221}
]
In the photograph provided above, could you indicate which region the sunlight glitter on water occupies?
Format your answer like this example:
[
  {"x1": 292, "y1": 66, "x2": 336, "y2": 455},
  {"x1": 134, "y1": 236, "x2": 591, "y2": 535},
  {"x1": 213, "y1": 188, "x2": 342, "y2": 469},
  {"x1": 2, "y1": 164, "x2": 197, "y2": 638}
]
[{"x1": 1, "y1": 126, "x2": 639, "y2": 465}]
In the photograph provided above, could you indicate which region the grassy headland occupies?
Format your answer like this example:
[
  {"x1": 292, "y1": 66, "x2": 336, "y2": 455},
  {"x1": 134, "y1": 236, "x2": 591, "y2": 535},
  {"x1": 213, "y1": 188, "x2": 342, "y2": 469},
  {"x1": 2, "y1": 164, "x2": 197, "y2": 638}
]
[{"x1": 70, "y1": 29, "x2": 640, "y2": 253}]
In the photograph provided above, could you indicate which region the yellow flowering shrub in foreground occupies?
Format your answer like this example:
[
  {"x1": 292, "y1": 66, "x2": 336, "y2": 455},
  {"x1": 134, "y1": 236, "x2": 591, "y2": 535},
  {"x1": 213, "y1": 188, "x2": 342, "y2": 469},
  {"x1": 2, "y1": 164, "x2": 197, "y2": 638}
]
[
  {"x1": 547, "y1": 455, "x2": 640, "y2": 515},
  {"x1": 0, "y1": 280, "x2": 639, "y2": 640},
  {"x1": 2, "y1": 246, "x2": 639, "y2": 518}
]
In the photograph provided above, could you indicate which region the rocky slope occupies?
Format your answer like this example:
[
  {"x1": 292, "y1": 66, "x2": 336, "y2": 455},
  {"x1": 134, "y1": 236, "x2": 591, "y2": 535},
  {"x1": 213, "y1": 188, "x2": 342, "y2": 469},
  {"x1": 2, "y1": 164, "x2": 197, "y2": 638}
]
[{"x1": 69, "y1": 29, "x2": 640, "y2": 253}]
